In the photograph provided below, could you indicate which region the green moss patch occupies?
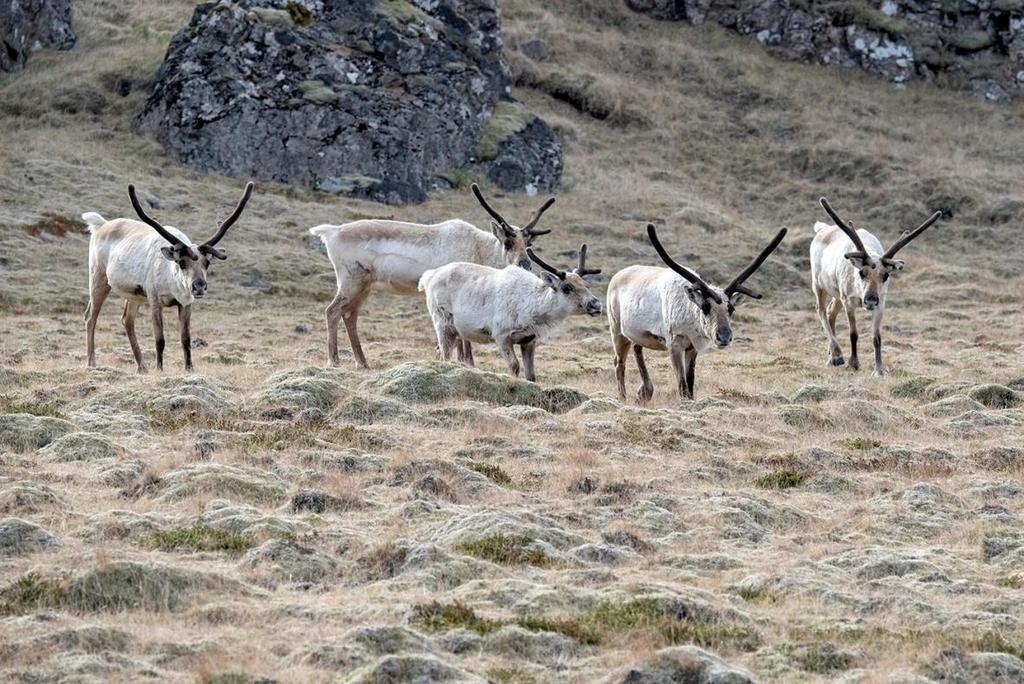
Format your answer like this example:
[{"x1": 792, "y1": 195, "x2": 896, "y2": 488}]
[
  {"x1": 477, "y1": 101, "x2": 536, "y2": 160},
  {"x1": 148, "y1": 524, "x2": 256, "y2": 554},
  {"x1": 756, "y1": 470, "x2": 808, "y2": 490},
  {"x1": 458, "y1": 533, "x2": 553, "y2": 566}
]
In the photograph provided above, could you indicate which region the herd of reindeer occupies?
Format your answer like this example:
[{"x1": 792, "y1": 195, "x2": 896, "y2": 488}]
[{"x1": 81, "y1": 182, "x2": 942, "y2": 402}]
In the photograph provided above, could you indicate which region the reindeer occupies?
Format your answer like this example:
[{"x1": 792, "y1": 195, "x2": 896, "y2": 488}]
[
  {"x1": 607, "y1": 224, "x2": 787, "y2": 402},
  {"x1": 309, "y1": 184, "x2": 556, "y2": 369},
  {"x1": 82, "y1": 182, "x2": 253, "y2": 373},
  {"x1": 811, "y1": 197, "x2": 941, "y2": 376},
  {"x1": 418, "y1": 245, "x2": 602, "y2": 381}
]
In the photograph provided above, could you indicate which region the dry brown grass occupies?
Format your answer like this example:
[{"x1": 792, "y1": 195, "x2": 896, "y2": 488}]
[{"x1": 1, "y1": 0, "x2": 1023, "y2": 681}]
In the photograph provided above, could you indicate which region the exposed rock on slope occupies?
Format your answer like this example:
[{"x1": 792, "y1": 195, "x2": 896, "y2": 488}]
[
  {"x1": 137, "y1": 0, "x2": 562, "y2": 204},
  {"x1": 627, "y1": 1, "x2": 1024, "y2": 102},
  {"x1": 0, "y1": 0, "x2": 76, "y2": 73}
]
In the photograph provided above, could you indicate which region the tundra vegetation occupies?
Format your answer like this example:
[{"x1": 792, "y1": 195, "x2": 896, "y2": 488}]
[{"x1": 0, "y1": 0, "x2": 1023, "y2": 682}]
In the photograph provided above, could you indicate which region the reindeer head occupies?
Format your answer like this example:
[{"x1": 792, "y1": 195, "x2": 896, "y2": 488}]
[
  {"x1": 647, "y1": 224, "x2": 787, "y2": 348},
  {"x1": 819, "y1": 198, "x2": 941, "y2": 312},
  {"x1": 472, "y1": 183, "x2": 556, "y2": 271},
  {"x1": 527, "y1": 244, "x2": 603, "y2": 317},
  {"x1": 128, "y1": 182, "x2": 253, "y2": 299}
]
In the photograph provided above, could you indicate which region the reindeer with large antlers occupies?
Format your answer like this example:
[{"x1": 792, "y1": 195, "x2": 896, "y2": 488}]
[
  {"x1": 309, "y1": 183, "x2": 556, "y2": 368},
  {"x1": 811, "y1": 197, "x2": 942, "y2": 376},
  {"x1": 606, "y1": 224, "x2": 787, "y2": 402},
  {"x1": 81, "y1": 182, "x2": 254, "y2": 372},
  {"x1": 419, "y1": 245, "x2": 602, "y2": 381}
]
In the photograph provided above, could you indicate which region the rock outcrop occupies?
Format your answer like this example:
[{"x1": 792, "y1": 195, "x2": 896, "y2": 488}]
[
  {"x1": 627, "y1": 1, "x2": 1024, "y2": 102},
  {"x1": 0, "y1": 0, "x2": 76, "y2": 72},
  {"x1": 137, "y1": 0, "x2": 562, "y2": 204}
]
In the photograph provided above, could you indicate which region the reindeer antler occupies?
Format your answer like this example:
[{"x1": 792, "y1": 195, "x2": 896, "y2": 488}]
[
  {"x1": 882, "y1": 210, "x2": 942, "y2": 263},
  {"x1": 646, "y1": 224, "x2": 722, "y2": 304},
  {"x1": 201, "y1": 181, "x2": 254, "y2": 249},
  {"x1": 820, "y1": 197, "x2": 868, "y2": 260},
  {"x1": 471, "y1": 183, "x2": 555, "y2": 238},
  {"x1": 575, "y1": 243, "x2": 602, "y2": 277},
  {"x1": 724, "y1": 228, "x2": 787, "y2": 300},
  {"x1": 527, "y1": 248, "x2": 567, "y2": 280},
  {"x1": 128, "y1": 185, "x2": 195, "y2": 255}
]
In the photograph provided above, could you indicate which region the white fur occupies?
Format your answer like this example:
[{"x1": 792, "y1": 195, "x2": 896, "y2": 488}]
[
  {"x1": 418, "y1": 262, "x2": 599, "y2": 379},
  {"x1": 310, "y1": 219, "x2": 507, "y2": 296},
  {"x1": 87, "y1": 218, "x2": 196, "y2": 307},
  {"x1": 607, "y1": 265, "x2": 726, "y2": 354},
  {"x1": 809, "y1": 221, "x2": 891, "y2": 375},
  {"x1": 809, "y1": 222, "x2": 888, "y2": 309},
  {"x1": 420, "y1": 264, "x2": 573, "y2": 344}
]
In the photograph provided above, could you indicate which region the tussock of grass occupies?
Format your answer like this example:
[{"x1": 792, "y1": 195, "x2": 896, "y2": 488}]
[
  {"x1": 458, "y1": 533, "x2": 552, "y2": 566},
  {"x1": 834, "y1": 437, "x2": 882, "y2": 451},
  {"x1": 736, "y1": 586, "x2": 781, "y2": 604},
  {"x1": 756, "y1": 470, "x2": 808, "y2": 490},
  {"x1": 148, "y1": 524, "x2": 256, "y2": 554},
  {"x1": 467, "y1": 462, "x2": 513, "y2": 486},
  {"x1": 890, "y1": 376, "x2": 934, "y2": 399},
  {"x1": 414, "y1": 598, "x2": 760, "y2": 651}
]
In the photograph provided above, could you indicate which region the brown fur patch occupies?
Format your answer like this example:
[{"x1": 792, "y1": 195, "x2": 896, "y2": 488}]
[{"x1": 23, "y1": 213, "x2": 86, "y2": 237}]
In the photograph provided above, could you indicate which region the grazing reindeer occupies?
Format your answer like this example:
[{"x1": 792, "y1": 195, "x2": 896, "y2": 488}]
[
  {"x1": 82, "y1": 182, "x2": 253, "y2": 372},
  {"x1": 811, "y1": 197, "x2": 941, "y2": 376},
  {"x1": 607, "y1": 224, "x2": 787, "y2": 402},
  {"x1": 418, "y1": 245, "x2": 602, "y2": 381},
  {"x1": 309, "y1": 183, "x2": 556, "y2": 369}
]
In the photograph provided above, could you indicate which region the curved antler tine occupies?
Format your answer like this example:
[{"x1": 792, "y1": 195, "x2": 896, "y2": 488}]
[
  {"x1": 203, "y1": 181, "x2": 254, "y2": 248},
  {"x1": 527, "y1": 248, "x2": 566, "y2": 280},
  {"x1": 522, "y1": 196, "x2": 556, "y2": 234},
  {"x1": 883, "y1": 210, "x2": 942, "y2": 260},
  {"x1": 128, "y1": 184, "x2": 187, "y2": 248},
  {"x1": 646, "y1": 224, "x2": 720, "y2": 304},
  {"x1": 575, "y1": 243, "x2": 601, "y2": 276},
  {"x1": 471, "y1": 183, "x2": 510, "y2": 228},
  {"x1": 724, "y1": 227, "x2": 788, "y2": 298},
  {"x1": 819, "y1": 197, "x2": 867, "y2": 254}
]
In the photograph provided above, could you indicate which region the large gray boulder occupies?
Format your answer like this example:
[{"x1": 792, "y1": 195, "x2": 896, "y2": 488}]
[
  {"x1": 627, "y1": 1, "x2": 1024, "y2": 103},
  {"x1": 0, "y1": 0, "x2": 76, "y2": 72},
  {"x1": 137, "y1": 0, "x2": 562, "y2": 204}
]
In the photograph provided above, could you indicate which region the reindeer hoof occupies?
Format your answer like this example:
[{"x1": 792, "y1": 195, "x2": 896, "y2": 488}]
[
  {"x1": 829, "y1": 356, "x2": 845, "y2": 367},
  {"x1": 636, "y1": 386, "x2": 653, "y2": 403},
  {"x1": 849, "y1": 358, "x2": 860, "y2": 371},
  {"x1": 872, "y1": 367, "x2": 886, "y2": 377},
  {"x1": 136, "y1": 366, "x2": 149, "y2": 375}
]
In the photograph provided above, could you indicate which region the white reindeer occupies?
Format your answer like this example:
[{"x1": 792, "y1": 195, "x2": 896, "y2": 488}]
[
  {"x1": 82, "y1": 182, "x2": 253, "y2": 372},
  {"x1": 309, "y1": 184, "x2": 556, "y2": 368},
  {"x1": 607, "y1": 224, "x2": 786, "y2": 402},
  {"x1": 811, "y1": 197, "x2": 941, "y2": 376},
  {"x1": 418, "y1": 245, "x2": 602, "y2": 381}
]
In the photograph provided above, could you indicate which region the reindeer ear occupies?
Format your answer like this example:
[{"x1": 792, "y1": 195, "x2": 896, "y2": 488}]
[
  {"x1": 201, "y1": 245, "x2": 227, "y2": 260},
  {"x1": 540, "y1": 272, "x2": 560, "y2": 289},
  {"x1": 886, "y1": 259, "x2": 904, "y2": 272},
  {"x1": 684, "y1": 285, "x2": 702, "y2": 305},
  {"x1": 490, "y1": 220, "x2": 504, "y2": 241},
  {"x1": 160, "y1": 246, "x2": 177, "y2": 261}
]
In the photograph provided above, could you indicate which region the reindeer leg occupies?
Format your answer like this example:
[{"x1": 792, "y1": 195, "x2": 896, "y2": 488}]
[
  {"x1": 612, "y1": 333, "x2": 630, "y2": 401},
  {"x1": 150, "y1": 298, "x2": 165, "y2": 372},
  {"x1": 669, "y1": 336, "x2": 691, "y2": 401},
  {"x1": 521, "y1": 339, "x2": 537, "y2": 382},
  {"x1": 633, "y1": 345, "x2": 654, "y2": 403},
  {"x1": 497, "y1": 338, "x2": 521, "y2": 377},
  {"x1": 86, "y1": 277, "x2": 111, "y2": 368},
  {"x1": 685, "y1": 344, "x2": 698, "y2": 400},
  {"x1": 327, "y1": 280, "x2": 369, "y2": 369},
  {"x1": 178, "y1": 303, "x2": 193, "y2": 373},
  {"x1": 845, "y1": 304, "x2": 860, "y2": 371},
  {"x1": 816, "y1": 288, "x2": 844, "y2": 366},
  {"x1": 122, "y1": 300, "x2": 147, "y2": 373},
  {"x1": 871, "y1": 305, "x2": 886, "y2": 376},
  {"x1": 462, "y1": 340, "x2": 475, "y2": 367}
]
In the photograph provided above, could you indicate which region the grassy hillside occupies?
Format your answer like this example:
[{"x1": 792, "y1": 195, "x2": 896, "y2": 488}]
[{"x1": 1, "y1": 0, "x2": 1022, "y2": 681}]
